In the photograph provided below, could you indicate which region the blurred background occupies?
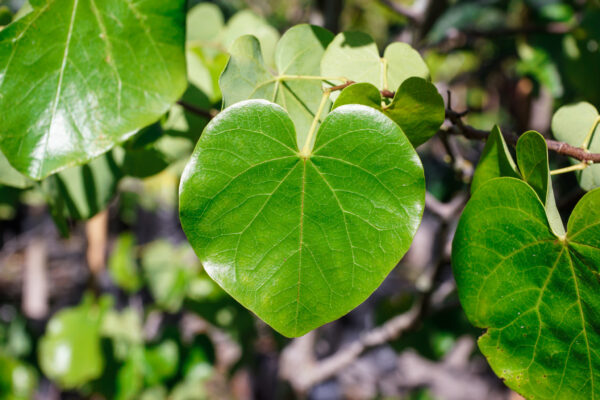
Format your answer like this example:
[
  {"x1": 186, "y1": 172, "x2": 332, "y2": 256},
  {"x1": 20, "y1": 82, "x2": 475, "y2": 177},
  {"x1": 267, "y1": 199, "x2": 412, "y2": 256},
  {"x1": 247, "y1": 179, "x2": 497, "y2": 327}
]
[{"x1": 0, "y1": 0, "x2": 598, "y2": 399}]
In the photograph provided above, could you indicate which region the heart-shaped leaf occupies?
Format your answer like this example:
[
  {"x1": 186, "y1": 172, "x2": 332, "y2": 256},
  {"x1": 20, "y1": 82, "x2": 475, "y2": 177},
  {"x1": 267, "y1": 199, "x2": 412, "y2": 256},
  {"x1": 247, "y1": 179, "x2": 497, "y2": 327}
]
[
  {"x1": 332, "y1": 78, "x2": 444, "y2": 147},
  {"x1": 179, "y1": 100, "x2": 424, "y2": 337},
  {"x1": 321, "y1": 32, "x2": 429, "y2": 93},
  {"x1": 551, "y1": 102, "x2": 600, "y2": 191},
  {"x1": 452, "y1": 177, "x2": 600, "y2": 399},
  {"x1": 0, "y1": 0, "x2": 187, "y2": 180},
  {"x1": 220, "y1": 24, "x2": 334, "y2": 146}
]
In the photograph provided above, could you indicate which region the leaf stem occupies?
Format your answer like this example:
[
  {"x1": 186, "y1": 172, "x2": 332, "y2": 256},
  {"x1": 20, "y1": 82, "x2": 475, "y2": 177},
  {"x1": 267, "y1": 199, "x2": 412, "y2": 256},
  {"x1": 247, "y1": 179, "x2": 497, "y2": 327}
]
[
  {"x1": 301, "y1": 90, "x2": 331, "y2": 157},
  {"x1": 581, "y1": 116, "x2": 600, "y2": 150},
  {"x1": 380, "y1": 57, "x2": 389, "y2": 90},
  {"x1": 549, "y1": 161, "x2": 589, "y2": 176}
]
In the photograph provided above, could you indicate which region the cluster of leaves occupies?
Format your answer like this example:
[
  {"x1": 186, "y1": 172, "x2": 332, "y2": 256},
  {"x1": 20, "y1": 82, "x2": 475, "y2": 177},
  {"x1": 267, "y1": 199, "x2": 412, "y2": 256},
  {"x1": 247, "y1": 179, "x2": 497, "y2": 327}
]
[{"x1": 1, "y1": 1, "x2": 600, "y2": 399}]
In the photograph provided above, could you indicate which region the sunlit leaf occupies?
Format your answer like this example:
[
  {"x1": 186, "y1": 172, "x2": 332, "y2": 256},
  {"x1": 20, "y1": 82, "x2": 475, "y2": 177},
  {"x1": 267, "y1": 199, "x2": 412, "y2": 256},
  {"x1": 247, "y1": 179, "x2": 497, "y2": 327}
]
[{"x1": 179, "y1": 100, "x2": 424, "y2": 337}]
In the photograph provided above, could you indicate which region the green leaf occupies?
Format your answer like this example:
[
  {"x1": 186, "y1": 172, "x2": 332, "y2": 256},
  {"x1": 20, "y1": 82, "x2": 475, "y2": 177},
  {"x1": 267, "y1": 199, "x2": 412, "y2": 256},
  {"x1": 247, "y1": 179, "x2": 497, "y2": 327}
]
[
  {"x1": 551, "y1": 102, "x2": 600, "y2": 191},
  {"x1": 0, "y1": 150, "x2": 32, "y2": 189},
  {"x1": 321, "y1": 32, "x2": 429, "y2": 93},
  {"x1": 0, "y1": 0, "x2": 187, "y2": 180},
  {"x1": 186, "y1": 3, "x2": 223, "y2": 44},
  {"x1": 0, "y1": 352, "x2": 38, "y2": 400},
  {"x1": 141, "y1": 240, "x2": 197, "y2": 312},
  {"x1": 516, "y1": 130, "x2": 564, "y2": 236},
  {"x1": 39, "y1": 295, "x2": 110, "y2": 388},
  {"x1": 220, "y1": 24, "x2": 334, "y2": 147},
  {"x1": 471, "y1": 125, "x2": 520, "y2": 194},
  {"x1": 221, "y1": 10, "x2": 279, "y2": 68},
  {"x1": 43, "y1": 151, "x2": 122, "y2": 221},
  {"x1": 179, "y1": 100, "x2": 424, "y2": 337},
  {"x1": 143, "y1": 340, "x2": 179, "y2": 386},
  {"x1": 332, "y1": 78, "x2": 444, "y2": 147},
  {"x1": 452, "y1": 177, "x2": 600, "y2": 399},
  {"x1": 108, "y1": 233, "x2": 142, "y2": 293}
]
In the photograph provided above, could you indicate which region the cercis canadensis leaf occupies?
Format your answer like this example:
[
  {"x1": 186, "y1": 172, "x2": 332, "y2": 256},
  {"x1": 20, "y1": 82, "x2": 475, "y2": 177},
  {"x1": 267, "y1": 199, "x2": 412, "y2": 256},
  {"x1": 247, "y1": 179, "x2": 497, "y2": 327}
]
[
  {"x1": 179, "y1": 100, "x2": 425, "y2": 337},
  {"x1": 452, "y1": 177, "x2": 600, "y2": 399},
  {"x1": 0, "y1": 0, "x2": 187, "y2": 180},
  {"x1": 321, "y1": 31, "x2": 429, "y2": 95},
  {"x1": 219, "y1": 24, "x2": 334, "y2": 147},
  {"x1": 551, "y1": 102, "x2": 600, "y2": 191},
  {"x1": 332, "y1": 78, "x2": 445, "y2": 147}
]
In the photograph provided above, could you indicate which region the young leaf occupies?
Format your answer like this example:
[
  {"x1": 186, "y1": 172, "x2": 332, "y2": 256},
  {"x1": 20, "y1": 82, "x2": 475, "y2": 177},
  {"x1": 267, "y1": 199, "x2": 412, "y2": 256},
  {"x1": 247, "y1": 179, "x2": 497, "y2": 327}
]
[
  {"x1": 0, "y1": 0, "x2": 187, "y2": 180},
  {"x1": 516, "y1": 130, "x2": 564, "y2": 236},
  {"x1": 321, "y1": 32, "x2": 429, "y2": 92},
  {"x1": 551, "y1": 102, "x2": 600, "y2": 191},
  {"x1": 452, "y1": 177, "x2": 600, "y2": 399},
  {"x1": 108, "y1": 233, "x2": 142, "y2": 293},
  {"x1": 471, "y1": 125, "x2": 520, "y2": 194},
  {"x1": 332, "y1": 78, "x2": 444, "y2": 147},
  {"x1": 179, "y1": 100, "x2": 424, "y2": 337},
  {"x1": 219, "y1": 24, "x2": 334, "y2": 146}
]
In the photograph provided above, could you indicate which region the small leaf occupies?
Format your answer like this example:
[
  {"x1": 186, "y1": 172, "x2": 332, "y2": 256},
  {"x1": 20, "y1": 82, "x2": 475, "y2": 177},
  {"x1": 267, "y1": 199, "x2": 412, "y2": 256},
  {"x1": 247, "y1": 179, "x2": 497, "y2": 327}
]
[
  {"x1": 471, "y1": 125, "x2": 520, "y2": 194},
  {"x1": 321, "y1": 32, "x2": 429, "y2": 93},
  {"x1": 179, "y1": 100, "x2": 424, "y2": 337},
  {"x1": 186, "y1": 3, "x2": 223, "y2": 43},
  {"x1": 0, "y1": 0, "x2": 187, "y2": 179},
  {"x1": 453, "y1": 178, "x2": 600, "y2": 399},
  {"x1": 551, "y1": 102, "x2": 600, "y2": 191},
  {"x1": 516, "y1": 130, "x2": 564, "y2": 236},
  {"x1": 220, "y1": 24, "x2": 334, "y2": 146},
  {"x1": 221, "y1": 10, "x2": 280, "y2": 68},
  {"x1": 332, "y1": 78, "x2": 444, "y2": 147}
]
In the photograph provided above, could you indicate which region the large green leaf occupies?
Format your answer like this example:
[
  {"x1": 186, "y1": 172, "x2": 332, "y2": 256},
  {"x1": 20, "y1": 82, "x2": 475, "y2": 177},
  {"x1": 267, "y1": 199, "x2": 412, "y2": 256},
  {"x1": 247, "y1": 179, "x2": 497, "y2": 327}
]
[
  {"x1": 39, "y1": 295, "x2": 110, "y2": 388},
  {"x1": 452, "y1": 177, "x2": 600, "y2": 399},
  {"x1": 321, "y1": 32, "x2": 429, "y2": 93},
  {"x1": 220, "y1": 24, "x2": 334, "y2": 147},
  {"x1": 0, "y1": 0, "x2": 187, "y2": 180},
  {"x1": 179, "y1": 100, "x2": 424, "y2": 337},
  {"x1": 332, "y1": 78, "x2": 444, "y2": 147},
  {"x1": 551, "y1": 102, "x2": 600, "y2": 191}
]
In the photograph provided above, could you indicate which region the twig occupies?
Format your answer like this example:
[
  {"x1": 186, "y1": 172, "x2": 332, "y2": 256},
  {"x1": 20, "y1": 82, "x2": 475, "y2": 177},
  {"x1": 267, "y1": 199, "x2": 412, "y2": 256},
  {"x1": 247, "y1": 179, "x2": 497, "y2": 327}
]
[
  {"x1": 176, "y1": 100, "x2": 218, "y2": 119},
  {"x1": 445, "y1": 105, "x2": 600, "y2": 164}
]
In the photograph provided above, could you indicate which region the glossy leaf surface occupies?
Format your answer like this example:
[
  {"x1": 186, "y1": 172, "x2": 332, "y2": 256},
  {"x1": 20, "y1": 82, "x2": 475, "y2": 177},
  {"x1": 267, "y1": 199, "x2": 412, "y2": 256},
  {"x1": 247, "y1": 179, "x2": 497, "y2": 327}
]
[
  {"x1": 220, "y1": 24, "x2": 334, "y2": 146},
  {"x1": 551, "y1": 102, "x2": 600, "y2": 191},
  {"x1": 332, "y1": 78, "x2": 444, "y2": 147},
  {"x1": 179, "y1": 100, "x2": 424, "y2": 336},
  {"x1": 452, "y1": 177, "x2": 600, "y2": 399},
  {"x1": 0, "y1": 0, "x2": 187, "y2": 179}
]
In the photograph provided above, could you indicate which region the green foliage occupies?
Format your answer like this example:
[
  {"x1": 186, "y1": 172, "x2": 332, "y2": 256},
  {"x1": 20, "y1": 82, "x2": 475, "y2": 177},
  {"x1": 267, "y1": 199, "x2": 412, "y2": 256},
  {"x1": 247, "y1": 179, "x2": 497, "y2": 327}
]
[
  {"x1": 551, "y1": 102, "x2": 600, "y2": 191},
  {"x1": 0, "y1": 0, "x2": 187, "y2": 180},
  {"x1": 179, "y1": 100, "x2": 424, "y2": 336},
  {"x1": 39, "y1": 295, "x2": 110, "y2": 388},
  {"x1": 332, "y1": 78, "x2": 445, "y2": 147},
  {"x1": 108, "y1": 234, "x2": 143, "y2": 293},
  {"x1": 452, "y1": 178, "x2": 600, "y2": 399}
]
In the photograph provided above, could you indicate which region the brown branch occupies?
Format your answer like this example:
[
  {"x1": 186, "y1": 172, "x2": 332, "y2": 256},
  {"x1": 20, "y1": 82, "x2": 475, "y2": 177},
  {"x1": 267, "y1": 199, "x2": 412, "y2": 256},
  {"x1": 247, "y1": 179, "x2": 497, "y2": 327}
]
[{"x1": 176, "y1": 100, "x2": 218, "y2": 119}]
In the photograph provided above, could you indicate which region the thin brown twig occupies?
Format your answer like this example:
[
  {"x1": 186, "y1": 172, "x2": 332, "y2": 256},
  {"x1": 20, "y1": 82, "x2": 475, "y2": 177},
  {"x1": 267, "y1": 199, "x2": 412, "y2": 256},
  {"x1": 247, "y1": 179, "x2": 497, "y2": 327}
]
[{"x1": 176, "y1": 100, "x2": 218, "y2": 120}]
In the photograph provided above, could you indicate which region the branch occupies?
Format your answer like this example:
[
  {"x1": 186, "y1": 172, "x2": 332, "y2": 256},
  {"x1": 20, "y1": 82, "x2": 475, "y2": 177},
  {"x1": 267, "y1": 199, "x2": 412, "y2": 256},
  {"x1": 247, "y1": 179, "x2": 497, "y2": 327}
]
[{"x1": 445, "y1": 108, "x2": 600, "y2": 163}]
